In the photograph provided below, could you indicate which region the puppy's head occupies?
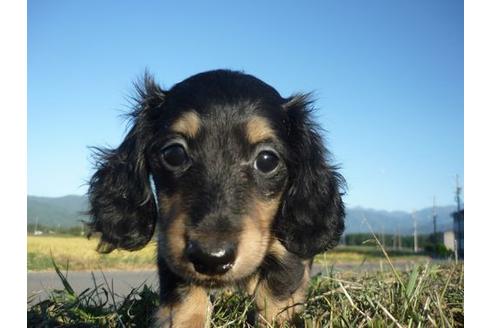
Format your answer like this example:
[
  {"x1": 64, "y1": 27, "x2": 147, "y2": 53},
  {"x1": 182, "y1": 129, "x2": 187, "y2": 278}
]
[{"x1": 87, "y1": 70, "x2": 344, "y2": 285}]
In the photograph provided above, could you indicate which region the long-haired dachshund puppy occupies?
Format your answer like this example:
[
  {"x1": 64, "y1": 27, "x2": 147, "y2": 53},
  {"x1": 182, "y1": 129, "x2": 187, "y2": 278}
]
[{"x1": 87, "y1": 69, "x2": 345, "y2": 327}]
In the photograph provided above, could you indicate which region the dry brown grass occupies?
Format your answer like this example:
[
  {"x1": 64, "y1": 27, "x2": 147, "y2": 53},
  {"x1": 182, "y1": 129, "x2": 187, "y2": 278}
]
[{"x1": 28, "y1": 235, "x2": 157, "y2": 271}]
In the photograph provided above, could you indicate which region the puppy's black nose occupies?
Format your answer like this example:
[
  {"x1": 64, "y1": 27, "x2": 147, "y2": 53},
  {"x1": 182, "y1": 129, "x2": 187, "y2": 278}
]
[{"x1": 186, "y1": 240, "x2": 236, "y2": 275}]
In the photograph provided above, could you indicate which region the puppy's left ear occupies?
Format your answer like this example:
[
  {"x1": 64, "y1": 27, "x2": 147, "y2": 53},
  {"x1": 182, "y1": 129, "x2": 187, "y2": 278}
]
[{"x1": 274, "y1": 94, "x2": 345, "y2": 258}]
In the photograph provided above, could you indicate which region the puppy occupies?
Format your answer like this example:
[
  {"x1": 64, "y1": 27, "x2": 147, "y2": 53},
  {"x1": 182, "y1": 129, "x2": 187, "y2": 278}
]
[{"x1": 87, "y1": 69, "x2": 345, "y2": 327}]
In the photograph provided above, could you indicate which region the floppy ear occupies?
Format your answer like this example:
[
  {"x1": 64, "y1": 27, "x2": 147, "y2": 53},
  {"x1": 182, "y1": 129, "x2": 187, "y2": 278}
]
[
  {"x1": 87, "y1": 75, "x2": 165, "y2": 253},
  {"x1": 273, "y1": 94, "x2": 345, "y2": 258}
]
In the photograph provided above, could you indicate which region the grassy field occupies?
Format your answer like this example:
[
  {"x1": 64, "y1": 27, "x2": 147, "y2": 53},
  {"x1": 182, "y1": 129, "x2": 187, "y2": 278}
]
[
  {"x1": 28, "y1": 259, "x2": 463, "y2": 327},
  {"x1": 314, "y1": 245, "x2": 431, "y2": 264},
  {"x1": 27, "y1": 236, "x2": 432, "y2": 271},
  {"x1": 27, "y1": 235, "x2": 463, "y2": 326},
  {"x1": 27, "y1": 235, "x2": 158, "y2": 271}
]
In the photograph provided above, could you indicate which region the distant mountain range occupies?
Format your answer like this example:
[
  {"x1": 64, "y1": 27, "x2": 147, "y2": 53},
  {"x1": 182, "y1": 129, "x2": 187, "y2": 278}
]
[
  {"x1": 344, "y1": 205, "x2": 458, "y2": 235},
  {"x1": 27, "y1": 195, "x2": 459, "y2": 235},
  {"x1": 27, "y1": 195, "x2": 88, "y2": 228}
]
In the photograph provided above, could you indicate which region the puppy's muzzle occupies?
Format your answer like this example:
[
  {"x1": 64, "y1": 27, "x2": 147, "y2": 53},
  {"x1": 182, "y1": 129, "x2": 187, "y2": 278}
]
[{"x1": 185, "y1": 240, "x2": 236, "y2": 275}]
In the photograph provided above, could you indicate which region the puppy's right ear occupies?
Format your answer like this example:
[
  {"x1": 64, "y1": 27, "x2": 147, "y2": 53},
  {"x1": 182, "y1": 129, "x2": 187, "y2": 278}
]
[{"x1": 87, "y1": 74, "x2": 165, "y2": 253}]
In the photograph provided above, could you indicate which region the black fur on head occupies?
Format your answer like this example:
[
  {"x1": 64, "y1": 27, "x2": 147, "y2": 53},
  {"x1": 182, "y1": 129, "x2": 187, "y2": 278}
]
[
  {"x1": 87, "y1": 74, "x2": 164, "y2": 253},
  {"x1": 273, "y1": 93, "x2": 345, "y2": 258}
]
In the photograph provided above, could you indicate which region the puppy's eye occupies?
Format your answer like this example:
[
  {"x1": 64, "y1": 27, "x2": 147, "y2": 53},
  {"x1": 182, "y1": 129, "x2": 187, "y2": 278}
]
[
  {"x1": 254, "y1": 151, "x2": 279, "y2": 174},
  {"x1": 161, "y1": 144, "x2": 189, "y2": 168}
]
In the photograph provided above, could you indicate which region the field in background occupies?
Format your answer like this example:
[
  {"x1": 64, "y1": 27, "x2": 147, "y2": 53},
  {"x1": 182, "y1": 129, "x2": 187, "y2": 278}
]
[
  {"x1": 28, "y1": 235, "x2": 433, "y2": 271},
  {"x1": 315, "y1": 245, "x2": 432, "y2": 264},
  {"x1": 27, "y1": 235, "x2": 157, "y2": 271}
]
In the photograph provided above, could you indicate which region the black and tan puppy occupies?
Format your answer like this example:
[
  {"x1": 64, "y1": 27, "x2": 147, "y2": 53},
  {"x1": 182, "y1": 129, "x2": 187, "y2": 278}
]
[{"x1": 87, "y1": 70, "x2": 345, "y2": 327}]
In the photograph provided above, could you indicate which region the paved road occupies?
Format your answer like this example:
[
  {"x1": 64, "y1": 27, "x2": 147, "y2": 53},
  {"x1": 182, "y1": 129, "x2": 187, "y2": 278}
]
[
  {"x1": 28, "y1": 259, "x2": 454, "y2": 305},
  {"x1": 28, "y1": 270, "x2": 160, "y2": 305}
]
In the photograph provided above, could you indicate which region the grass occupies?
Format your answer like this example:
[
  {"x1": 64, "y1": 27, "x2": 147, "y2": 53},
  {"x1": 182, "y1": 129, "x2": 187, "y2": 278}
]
[
  {"x1": 27, "y1": 236, "x2": 463, "y2": 327},
  {"x1": 27, "y1": 260, "x2": 463, "y2": 327}
]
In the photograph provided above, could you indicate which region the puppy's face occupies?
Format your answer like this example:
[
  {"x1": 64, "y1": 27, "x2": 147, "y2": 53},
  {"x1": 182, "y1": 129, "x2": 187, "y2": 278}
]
[
  {"x1": 147, "y1": 78, "x2": 290, "y2": 285},
  {"x1": 88, "y1": 70, "x2": 345, "y2": 285}
]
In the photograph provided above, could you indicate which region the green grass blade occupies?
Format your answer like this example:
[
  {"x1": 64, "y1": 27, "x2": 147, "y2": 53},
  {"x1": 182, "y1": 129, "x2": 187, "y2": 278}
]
[
  {"x1": 50, "y1": 251, "x2": 75, "y2": 296},
  {"x1": 406, "y1": 265, "x2": 419, "y2": 299}
]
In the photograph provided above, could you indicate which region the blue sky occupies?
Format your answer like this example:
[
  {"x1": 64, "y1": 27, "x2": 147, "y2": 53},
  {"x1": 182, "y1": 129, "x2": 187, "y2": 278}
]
[{"x1": 27, "y1": 0, "x2": 463, "y2": 211}]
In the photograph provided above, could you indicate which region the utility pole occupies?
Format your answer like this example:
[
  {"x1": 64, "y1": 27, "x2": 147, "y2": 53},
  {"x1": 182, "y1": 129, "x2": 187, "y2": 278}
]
[
  {"x1": 432, "y1": 196, "x2": 438, "y2": 254},
  {"x1": 393, "y1": 228, "x2": 397, "y2": 250},
  {"x1": 413, "y1": 210, "x2": 418, "y2": 253},
  {"x1": 398, "y1": 225, "x2": 401, "y2": 250},
  {"x1": 432, "y1": 196, "x2": 437, "y2": 238},
  {"x1": 381, "y1": 224, "x2": 385, "y2": 248},
  {"x1": 455, "y1": 175, "x2": 462, "y2": 212},
  {"x1": 454, "y1": 174, "x2": 463, "y2": 260},
  {"x1": 34, "y1": 216, "x2": 38, "y2": 235}
]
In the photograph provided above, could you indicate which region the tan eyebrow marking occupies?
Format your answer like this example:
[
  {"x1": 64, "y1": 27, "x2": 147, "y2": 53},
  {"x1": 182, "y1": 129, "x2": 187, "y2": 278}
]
[
  {"x1": 170, "y1": 111, "x2": 201, "y2": 138},
  {"x1": 245, "y1": 116, "x2": 276, "y2": 144}
]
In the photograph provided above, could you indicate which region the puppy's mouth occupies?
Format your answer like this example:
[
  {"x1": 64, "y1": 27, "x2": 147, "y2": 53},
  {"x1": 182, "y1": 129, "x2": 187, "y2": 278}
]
[
  {"x1": 167, "y1": 260, "x2": 245, "y2": 288},
  {"x1": 193, "y1": 262, "x2": 234, "y2": 276}
]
